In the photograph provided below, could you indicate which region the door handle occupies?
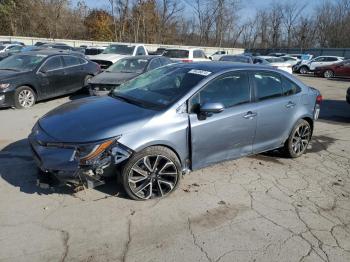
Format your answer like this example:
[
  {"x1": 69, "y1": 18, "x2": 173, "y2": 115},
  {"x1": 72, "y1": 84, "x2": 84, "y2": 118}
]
[
  {"x1": 243, "y1": 111, "x2": 257, "y2": 119},
  {"x1": 285, "y1": 101, "x2": 296, "y2": 108}
]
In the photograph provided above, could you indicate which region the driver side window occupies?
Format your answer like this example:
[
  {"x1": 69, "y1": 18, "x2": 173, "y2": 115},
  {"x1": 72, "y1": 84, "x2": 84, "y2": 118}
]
[{"x1": 190, "y1": 72, "x2": 250, "y2": 112}]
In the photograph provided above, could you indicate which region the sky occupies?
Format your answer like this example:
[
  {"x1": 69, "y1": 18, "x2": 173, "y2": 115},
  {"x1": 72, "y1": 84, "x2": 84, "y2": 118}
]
[{"x1": 73, "y1": 0, "x2": 320, "y2": 18}]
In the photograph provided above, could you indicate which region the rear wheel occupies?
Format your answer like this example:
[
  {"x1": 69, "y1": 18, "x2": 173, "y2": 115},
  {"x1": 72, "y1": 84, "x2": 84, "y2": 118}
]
[
  {"x1": 283, "y1": 119, "x2": 312, "y2": 158},
  {"x1": 14, "y1": 86, "x2": 36, "y2": 109},
  {"x1": 323, "y1": 70, "x2": 334, "y2": 79},
  {"x1": 299, "y1": 66, "x2": 309, "y2": 74},
  {"x1": 121, "y1": 146, "x2": 181, "y2": 200}
]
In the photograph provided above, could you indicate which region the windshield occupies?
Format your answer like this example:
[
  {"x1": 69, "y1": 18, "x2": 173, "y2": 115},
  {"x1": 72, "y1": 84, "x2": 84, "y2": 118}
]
[
  {"x1": 102, "y1": 45, "x2": 135, "y2": 55},
  {"x1": 0, "y1": 45, "x2": 5, "y2": 51},
  {"x1": 220, "y1": 56, "x2": 250, "y2": 63},
  {"x1": 163, "y1": 50, "x2": 189, "y2": 59},
  {"x1": 111, "y1": 66, "x2": 208, "y2": 109},
  {"x1": 107, "y1": 58, "x2": 148, "y2": 73},
  {"x1": 0, "y1": 54, "x2": 46, "y2": 71},
  {"x1": 301, "y1": 54, "x2": 312, "y2": 61},
  {"x1": 265, "y1": 57, "x2": 284, "y2": 63}
]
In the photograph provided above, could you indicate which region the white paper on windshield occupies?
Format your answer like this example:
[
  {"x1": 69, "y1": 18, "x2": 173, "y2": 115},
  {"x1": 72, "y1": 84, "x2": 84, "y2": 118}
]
[{"x1": 188, "y1": 69, "x2": 212, "y2": 76}]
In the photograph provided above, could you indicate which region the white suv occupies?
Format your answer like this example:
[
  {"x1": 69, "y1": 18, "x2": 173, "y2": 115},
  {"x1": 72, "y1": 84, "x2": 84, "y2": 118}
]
[
  {"x1": 163, "y1": 48, "x2": 210, "y2": 62},
  {"x1": 298, "y1": 56, "x2": 344, "y2": 74},
  {"x1": 89, "y1": 44, "x2": 148, "y2": 69}
]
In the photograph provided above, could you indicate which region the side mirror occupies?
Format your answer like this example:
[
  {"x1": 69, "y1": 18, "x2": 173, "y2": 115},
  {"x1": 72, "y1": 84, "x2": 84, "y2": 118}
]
[{"x1": 200, "y1": 102, "x2": 224, "y2": 114}]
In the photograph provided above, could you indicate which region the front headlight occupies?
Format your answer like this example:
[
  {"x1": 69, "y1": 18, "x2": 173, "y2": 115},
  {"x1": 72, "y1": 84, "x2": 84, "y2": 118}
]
[
  {"x1": 0, "y1": 83, "x2": 10, "y2": 90},
  {"x1": 79, "y1": 138, "x2": 117, "y2": 165}
]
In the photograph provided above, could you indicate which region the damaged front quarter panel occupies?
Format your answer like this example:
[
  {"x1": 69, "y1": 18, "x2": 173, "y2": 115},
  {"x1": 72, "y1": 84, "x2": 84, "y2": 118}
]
[{"x1": 31, "y1": 130, "x2": 133, "y2": 189}]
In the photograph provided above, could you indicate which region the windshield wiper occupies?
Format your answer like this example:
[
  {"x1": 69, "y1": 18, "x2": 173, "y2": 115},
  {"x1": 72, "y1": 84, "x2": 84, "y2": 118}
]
[{"x1": 0, "y1": 68, "x2": 20, "y2": 72}]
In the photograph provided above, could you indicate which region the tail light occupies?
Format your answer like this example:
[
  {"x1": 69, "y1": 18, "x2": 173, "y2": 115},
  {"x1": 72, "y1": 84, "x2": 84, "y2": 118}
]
[
  {"x1": 316, "y1": 95, "x2": 323, "y2": 104},
  {"x1": 181, "y1": 59, "x2": 193, "y2": 63}
]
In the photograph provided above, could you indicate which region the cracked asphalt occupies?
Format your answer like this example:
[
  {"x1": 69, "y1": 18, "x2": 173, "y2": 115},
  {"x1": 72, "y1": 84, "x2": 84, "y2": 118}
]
[{"x1": 0, "y1": 76, "x2": 349, "y2": 262}]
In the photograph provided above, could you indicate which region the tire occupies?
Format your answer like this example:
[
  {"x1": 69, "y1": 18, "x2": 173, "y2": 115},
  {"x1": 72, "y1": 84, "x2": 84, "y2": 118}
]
[
  {"x1": 81, "y1": 75, "x2": 93, "y2": 93},
  {"x1": 84, "y1": 75, "x2": 93, "y2": 87},
  {"x1": 299, "y1": 66, "x2": 309, "y2": 74},
  {"x1": 283, "y1": 119, "x2": 312, "y2": 158},
  {"x1": 14, "y1": 86, "x2": 36, "y2": 109},
  {"x1": 121, "y1": 146, "x2": 182, "y2": 200},
  {"x1": 323, "y1": 70, "x2": 334, "y2": 79}
]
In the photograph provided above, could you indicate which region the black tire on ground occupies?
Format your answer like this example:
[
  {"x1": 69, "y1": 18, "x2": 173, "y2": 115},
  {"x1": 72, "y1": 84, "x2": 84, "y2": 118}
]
[
  {"x1": 14, "y1": 86, "x2": 36, "y2": 109},
  {"x1": 323, "y1": 70, "x2": 334, "y2": 79},
  {"x1": 283, "y1": 119, "x2": 312, "y2": 158},
  {"x1": 299, "y1": 66, "x2": 309, "y2": 74},
  {"x1": 121, "y1": 146, "x2": 182, "y2": 201}
]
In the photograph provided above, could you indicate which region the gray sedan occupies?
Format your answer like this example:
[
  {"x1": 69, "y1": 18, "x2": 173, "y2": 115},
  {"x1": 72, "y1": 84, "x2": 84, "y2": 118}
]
[{"x1": 29, "y1": 62, "x2": 321, "y2": 200}]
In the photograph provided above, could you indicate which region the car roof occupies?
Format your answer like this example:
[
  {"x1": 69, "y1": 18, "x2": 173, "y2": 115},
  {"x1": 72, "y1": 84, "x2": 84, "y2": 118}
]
[
  {"x1": 165, "y1": 48, "x2": 202, "y2": 51},
  {"x1": 123, "y1": 55, "x2": 169, "y2": 61},
  {"x1": 168, "y1": 61, "x2": 275, "y2": 73},
  {"x1": 19, "y1": 49, "x2": 83, "y2": 56}
]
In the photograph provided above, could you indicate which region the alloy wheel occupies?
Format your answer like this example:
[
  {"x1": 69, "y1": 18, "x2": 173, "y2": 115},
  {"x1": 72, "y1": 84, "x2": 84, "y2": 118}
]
[
  {"x1": 18, "y1": 89, "x2": 35, "y2": 108},
  {"x1": 324, "y1": 70, "x2": 334, "y2": 78},
  {"x1": 128, "y1": 155, "x2": 179, "y2": 199},
  {"x1": 300, "y1": 67, "x2": 308, "y2": 74},
  {"x1": 291, "y1": 123, "x2": 311, "y2": 154}
]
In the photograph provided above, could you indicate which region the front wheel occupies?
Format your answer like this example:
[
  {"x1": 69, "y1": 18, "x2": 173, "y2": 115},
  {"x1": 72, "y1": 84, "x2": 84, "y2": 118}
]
[
  {"x1": 283, "y1": 119, "x2": 312, "y2": 158},
  {"x1": 121, "y1": 146, "x2": 182, "y2": 200},
  {"x1": 14, "y1": 86, "x2": 36, "y2": 109},
  {"x1": 299, "y1": 66, "x2": 309, "y2": 74},
  {"x1": 323, "y1": 70, "x2": 334, "y2": 79}
]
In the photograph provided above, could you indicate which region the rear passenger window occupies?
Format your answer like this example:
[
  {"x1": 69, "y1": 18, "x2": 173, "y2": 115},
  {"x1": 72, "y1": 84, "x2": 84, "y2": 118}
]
[
  {"x1": 63, "y1": 56, "x2": 80, "y2": 67},
  {"x1": 41, "y1": 57, "x2": 63, "y2": 71},
  {"x1": 192, "y1": 72, "x2": 250, "y2": 109},
  {"x1": 282, "y1": 78, "x2": 301, "y2": 96},
  {"x1": 253, "y1": 72, "x2": 282, "y2": 101},
  {"x1": 159, "y1": 57, "x2": 171, "y2": 66},
  {"x1": 193, "y1": 50, "x2": 205, "y2": 58},
  {"x1": 148, "y1": 59, "x2": 161, "y2": 70}
]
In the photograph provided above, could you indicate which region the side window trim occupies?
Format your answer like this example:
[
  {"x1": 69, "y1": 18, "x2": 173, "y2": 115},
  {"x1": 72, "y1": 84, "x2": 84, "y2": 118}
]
[{"x1": 37, "y1": 56, "x2": 63, "y2": 73}]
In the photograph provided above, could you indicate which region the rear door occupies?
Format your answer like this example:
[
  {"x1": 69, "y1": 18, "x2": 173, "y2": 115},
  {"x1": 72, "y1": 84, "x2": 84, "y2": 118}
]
[
  {"x1": 37, "y1": 56, "x2": 66, "y2": 98},
  {"x1": 189, "y1": 71, "x2": 257, "y2": 169},
  {"x1": 251, "y1": 71, "x2": 301, "y2": 153},
  {"x1": 335, "y1": 61, "x2": 350, "y2": 77},
  {"x1": 62, "y1": 55, "x2": 86, "y2": 93}
]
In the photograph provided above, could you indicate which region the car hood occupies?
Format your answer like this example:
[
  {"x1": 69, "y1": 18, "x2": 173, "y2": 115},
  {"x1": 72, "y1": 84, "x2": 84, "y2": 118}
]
[
  {"x1": 38, "y1": 96, "x2": 157, "y2": 143},
  {"x1": 89, "y1": 53, "x2": 129, "y2": 63},
  {"x1": 0, "y1": 69, "x2": 27, "y2": 79},
  {"x1": 89, "y1": 71, "x2": 140, "y2": 85}
]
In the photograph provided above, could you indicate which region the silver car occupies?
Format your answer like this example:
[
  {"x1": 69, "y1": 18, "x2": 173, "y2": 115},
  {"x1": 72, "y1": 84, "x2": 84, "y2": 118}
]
[{"x1": 29, "y1": 62, "x2": 322, "y2": 200}]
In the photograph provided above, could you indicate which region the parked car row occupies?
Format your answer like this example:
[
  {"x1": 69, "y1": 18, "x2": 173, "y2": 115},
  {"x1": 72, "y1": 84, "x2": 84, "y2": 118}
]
[
  {"x1": 1, "y1": 42, "x2": 347, "y2": 110},
  {"x1": 0, "y1": 50, "x2": 100, "y2": 108}
]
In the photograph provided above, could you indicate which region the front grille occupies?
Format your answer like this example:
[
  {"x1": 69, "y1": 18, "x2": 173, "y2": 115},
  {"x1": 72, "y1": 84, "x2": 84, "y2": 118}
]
[
  {"x1": 90, "y1": 84, "x2": 119, "y2": 91},
  {"x1": 91, "y1": 60, "x2": 113, "y2": 69}
]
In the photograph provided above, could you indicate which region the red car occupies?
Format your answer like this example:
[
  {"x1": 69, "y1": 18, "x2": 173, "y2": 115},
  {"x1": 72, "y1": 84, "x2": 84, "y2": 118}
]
[{"x1": 314, "y1": 59, "x2": 350, "y2": 78}]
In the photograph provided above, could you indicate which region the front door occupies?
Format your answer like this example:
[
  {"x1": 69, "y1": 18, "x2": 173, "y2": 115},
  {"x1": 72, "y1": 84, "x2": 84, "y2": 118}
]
[
  {"x1": 189, "y1": 71, "x2": 257, "y2": 170},
  {"x1": 37, "y1": 56, "x2": 66, "y2": 98}
]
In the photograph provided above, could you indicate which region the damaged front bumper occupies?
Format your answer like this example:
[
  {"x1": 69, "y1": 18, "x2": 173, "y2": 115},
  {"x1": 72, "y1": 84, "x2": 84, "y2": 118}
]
[{"x1": 28, "y1": 127, "x2": 132, "y2": 189}]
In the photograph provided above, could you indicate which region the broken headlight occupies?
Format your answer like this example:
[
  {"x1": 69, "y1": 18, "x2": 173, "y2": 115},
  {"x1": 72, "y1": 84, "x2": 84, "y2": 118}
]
[{"x1": 78, "y1": 137, "x2": 120, "y2": 165}]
